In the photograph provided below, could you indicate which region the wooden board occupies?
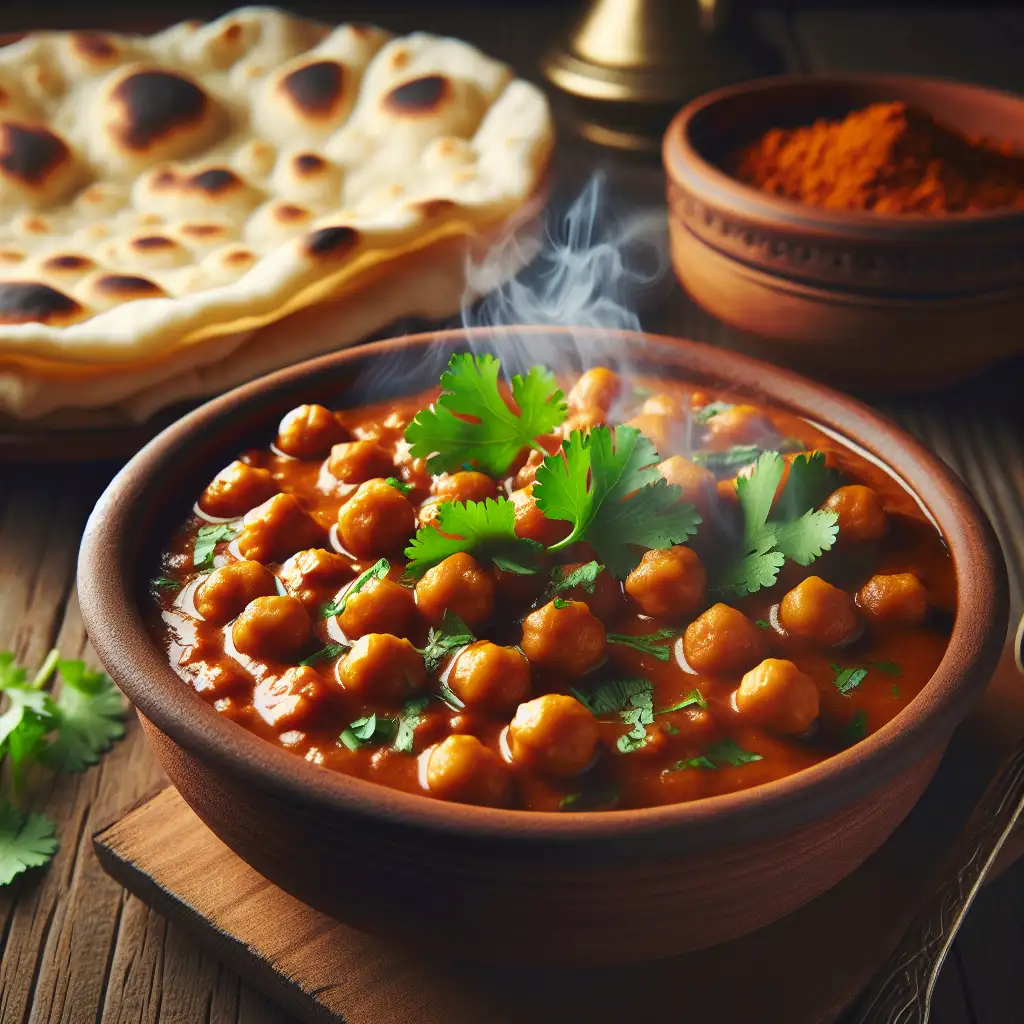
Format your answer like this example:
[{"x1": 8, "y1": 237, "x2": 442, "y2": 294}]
[{"x1": 93, "y1": 648, "x2": 1024, "y2": 1024}]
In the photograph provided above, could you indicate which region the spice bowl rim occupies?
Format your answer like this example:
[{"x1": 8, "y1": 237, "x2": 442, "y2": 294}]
[{"x1": 76, "y1": 325, "x2": 1008, "y2": 854}]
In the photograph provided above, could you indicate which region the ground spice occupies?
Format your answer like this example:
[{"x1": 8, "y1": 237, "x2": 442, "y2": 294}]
[{"x1": 733, "y1": 101, "x2": 1024, "y2": 214}]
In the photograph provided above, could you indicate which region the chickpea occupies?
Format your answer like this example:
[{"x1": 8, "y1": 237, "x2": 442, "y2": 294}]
[
  {"x1": 625, "y1": 546, "x2": 706, "y2": 620},
  {"x1": 448, "y1": 642, "x2": 531, "y2": 713},
  {"x1": 193, "y1": 660, "x2": 250, "y2": 697},
  {"x1": 253, "y1": 665, "x2": 326, "y2": 730},
  {"x1": 199, "y1": 460, "x2": 278, "y2": 518},
  {"x1": 338, "y1": 576, "x2": 417, "y2": 639},
  {"x1": 327, "y1": 440, "x2": 394, "y2": 484},
  {"x1": 657, "y1": 455, "x2": 716, "y2": 518},
  {"x1": 508, "y1": 694, "x2": 599, "y2": 776},
  {"x1": 275, "y1": 404, "x2": 347, "y2": 459},
  {"x1": 779, "y1": 576, "x2": 860, "y2": 647},
  {"x1": 642, "y1": 392, "x2": 686, "y2": 418},
  {"x1": 520, "y1": 599, "x2": 606, "y2": 677},
  {"x1": 237, "y1": 493, "x2": 326, "y2": 564},
  {"x1": 424, "y1": 735, "x2": 510, "y2": 807},
  {"x1": 735, "y1": 658, "x2": 820, "y2": 735},
  {"x1": 555, "y1": 561, "x2": 623, "y2": 622},
  {"x1": 704, "y1": 404, "x2": 774, "y2": 444},
  {"x1": 415, "y1": 552, "x2": 495, "y2": 629},
  {"x1": 683, "y1": 603, "x2": 766, "y2": 675},
  {"x1": 337, "y1": 478, "x2": 416, "y2": 559},
  {"x1": 567, "y1": 367, "x2": 622, "y2": 416},
  {"x1": 232, "y1": 595, "x2": 313, "y2": 661},
  {"x1": 432, "y1": 471, "x2": 496, "y2": 504},
  {"x1": 624, "y1": 412, "x2": 672, "y2": 453},
  {"x1": 338, "y1": 633, "x2": 426, "y2": 702},
  {"x1": 510, "y1": 484, "x2": 570, "y2": 547},
  {"x1": 822, "y1": 485, "x2": 888, "y2": 544},
  {"x1": 194, "y1": 560, "x2": 278, "y2": 624},
  {"x1": 279, "y1": 548, "x2": 354, "y2": 604},
  {"x1": 857, "y1": 573, "x2": 929, "y2": 626}
]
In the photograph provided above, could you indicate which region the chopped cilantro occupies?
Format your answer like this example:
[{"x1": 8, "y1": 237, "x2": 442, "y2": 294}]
[
  {"x1": 339, "y1": 713, "x2": 397, "y2": 751},
  {"x1": 693, "y1": 401, "x2": 735, "y2": 423},
  {"x1": 870, "y1": 661, "x2": 903, "y2": 677},
  {"x1": 393, "y1": 695, "x2": 431, "y2": 754},
  {"x1": 710, "y1": 451, "x2": 838, "y2": 598},
  {"x1": 0, "y1": 803, "x2": 58, "y2": 886},
  {"x1": 663, "y1": 723, "x2": 680, "y2": 735},
  {"x1": 665, "y1": 737, "x2": 763, "y2": 772},
  {"x1": 385, "y1": 476, "x2": 414, "y2": 495},
  {"x1": 549, "y1": 560, "x2": 603, "y2": 596},
  {"x1": 552, "y1": 596, "x2": 571, "y2": 610},
  {"x1": 656, "y1": 689, "x2": 707, "y2": 713},
  {"x1": 321, "y1": 558, "x2": 390, "y2": 618},
  {"x1": 892, "y1": 684, "x2": 901, "y2": 698},
  {"x1": 691, "y1": 445, "x2": 764, "y2": 472},
  {"x1": 665, "y1": 755, "x2": 717, "y2": 773},
  {"x1": 150, "y1": 577, "x2": 180, "y2": 592},
  {"x1": 842, "y1": 708, "x2": 869, "y2": 745},
  {"x1": 403, "y1": 498, "x2": 543, "y2": 579},
  {"x1": 299, "y1": 643, "x2": 349, "y2": 667},
  {"x1": 571, "y1": 676, "x2": 655, "y2": 754},
  {"x1": 404, "y1": 352, "x2": 567, "y2": 476},
  {"x1": 754, "y1": 619, "x2": 770, "y2": 630},
  {"x1": 193, "y1": 522, "x2": 241, "y2": 570},
  {"x1": 832, "y1": 664, "x2": 869, "y2": 695},
  {"x1": 606, "y1": 628, "x2": 678, "y2": 661},
  {"x1": 534, "y1": 425, "x2": 701, "y2": 579},
  {"x1": 419, "y1": 610, "x2": 474, "y2": 674}
]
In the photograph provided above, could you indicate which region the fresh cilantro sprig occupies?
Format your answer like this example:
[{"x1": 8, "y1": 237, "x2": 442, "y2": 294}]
[
  {"x1": 534, "y1": 425, "x2": 701, "y2": 579},
  {"x1": 832, "y1": 661, "x2": 902, "y2": 695},
  {"x1": 405, "y1": 352, "x2": 567, "y2": 476},
  {"x1": 664, "y1": 738, "x2": 763, "y2": 773},
  {"x1": 419, "y1": 610, "x2": 474, "y2": 674},
  {"x1": 710, "y1": 451, "x2": 839, "y2": 598},
  {"x1": 0, "y1": 650, "x2": 126, "y2": 885},
  {"x1": 338, "y1": 695, "x2": 433, "y2": 754},
  {"x1": 403, "y1": 498, "x2": 544, "y2": 579},
  {"x1": 606, "y1": 628, "x2": 678, "y2": 662},
  {"x1": 193, "y1": 522, "x2": 241, "y2": 570},
  {"x1": 321, "y1": 558, "x2": 390, "y2": 618}
]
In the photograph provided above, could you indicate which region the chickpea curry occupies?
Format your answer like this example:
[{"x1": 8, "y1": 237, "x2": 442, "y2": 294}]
[{"x1": 148, "y1": 354, "x2": 955, "y2": 812}]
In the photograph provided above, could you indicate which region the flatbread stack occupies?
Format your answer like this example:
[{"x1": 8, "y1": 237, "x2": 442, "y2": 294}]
[{"x1": 0, "y1": 7, "x2": 554, "y2": 426}]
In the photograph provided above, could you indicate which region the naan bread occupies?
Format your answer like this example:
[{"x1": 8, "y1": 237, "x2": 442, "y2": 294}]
[{"x1": 0, "y1": 7, "x2": 553, "y2": 422}]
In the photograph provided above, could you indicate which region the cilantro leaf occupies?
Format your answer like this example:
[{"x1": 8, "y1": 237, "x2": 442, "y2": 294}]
[
  {"x1": 0, "y1": 652, "x2": 28, "y2": 690},
  {"x1": 771, "y1": 511, "x2": 841, "y2": 566},
  {"x1": 549, "y1": 561, "x2": 602, "y2": 596},
  {"x1": 321, "y1": 558, "x2": 390, "y2": 618},
  {"x1": 150, "y1": 577, "x2": 180, "y2": 592},
  {"x1": 754, "y1": 619, "x2": 770, "y2": 629},
  {"x1": 0, "y1": 686, "x2": 50, "y2": 750},
  {"x1": 419, "y1": 610, "x2": 475, "y2": 674},
  {"x1": 774, "y1": 452, "x2": 841, "y2": 520},
  {"x1": 385, "y1": 477, "x2": 414, "y2": 496},
  {"x1": 194, "y1": 522, "x2": 240, "y2": 570},
  {"x1": 842, "y1": 708, "x2": 869, "y2": 745},
  {"x1": 552, "y1": 596, "x2": 571, "y2": 610},
  {"x1": 393, "y1": 695, "x2": 431, "y2": 754},
  {"x1": 693, "y1": 401, "x2": 735, "y2": 424},
  {"x1": 664, "y1": 737, "x2": 763, "y2": 772},
  {"x1": 0, "y1": 803, "x2": 58, "y2": 885},
  {"x1": 41, "y1": 660, "x2": 126, "y2": 773},
  {"x1": 534, "y1": 425, "x2": 701, "y2": 579},
  {"x1": 691, "y1": 445, "x2": 764, "y2": 472},
  {"x1": 892, "y1": 684, "x2": 901, "y2": 698},
  {"x1": 665, "y1": 755, "x2": 717, "y2": 773},
  {"x1": 339, "y1": 713, "x2": 397, "y2": 751},
  {"x1": 832, "y1": 664, "x2": 869, "y2": 695},
  {"x1": 403, "y1": 498, "x2": 543, "y2": 579},
  {"x1": 606, "y1": 628, "x2": 678, "y2": 661},
  {"x1": 571, "y1": 676, "x2": 654, "y2": 754},
  {"x1": 405, "y1": 352, "x2": 567, "y2": 476},
  {"x1": 299, "y1": 643, "x2": 349, "y2": 667},
  {"x1": 656, "y1": 689, "x2": 707, "y2": 713}
]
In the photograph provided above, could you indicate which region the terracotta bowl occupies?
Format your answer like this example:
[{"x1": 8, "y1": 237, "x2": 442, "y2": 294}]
[
  {"x1": 77, "y1": 327, "x2": 1008, "y2": 966},
  {"x1": 663, "y1": 74, "x2": 1024, "y2": 392}
]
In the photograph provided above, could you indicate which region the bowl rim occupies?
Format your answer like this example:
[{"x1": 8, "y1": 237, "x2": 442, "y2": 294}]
[
  {"x1": 663, "y1": 71, "x2": 1024, "y2": 236},
  {"x1": 77, "y1": 326, "x2": 1008, "y2": 851}
]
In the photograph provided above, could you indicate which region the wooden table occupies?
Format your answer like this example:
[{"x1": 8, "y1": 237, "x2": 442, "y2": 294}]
[{"x1": 1, "y1": 4, "x2": 1023, "y2": 1022}]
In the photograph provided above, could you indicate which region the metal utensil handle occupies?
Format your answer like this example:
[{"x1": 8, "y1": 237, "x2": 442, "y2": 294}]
[{"x1": 844, "y1": 742, "x2": 1024, "y2": 1024}]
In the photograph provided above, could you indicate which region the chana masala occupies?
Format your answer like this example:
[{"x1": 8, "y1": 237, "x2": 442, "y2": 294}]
[{"x1": 148, "y1": 354, "x2": 954, "y2": 811}]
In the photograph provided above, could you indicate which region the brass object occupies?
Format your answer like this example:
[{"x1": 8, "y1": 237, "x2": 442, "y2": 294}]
[{"x1": 542, "y1": 0, "x2": 761, "y2": 151}]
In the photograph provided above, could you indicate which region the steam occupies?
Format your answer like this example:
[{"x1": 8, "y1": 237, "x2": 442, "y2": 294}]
[{"x1": 460, "y1": 173, "x2": 669, "y2": 374}]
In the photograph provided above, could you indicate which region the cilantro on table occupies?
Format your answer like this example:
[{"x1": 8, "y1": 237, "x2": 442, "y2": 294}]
[
  {"x1": 709, "y1": 451, "x2": 839, "y2": 598},
  {"x1": 0, "y1": 650, "x2": 126, "y2": 886},
  {"x1": 193, "y1": 522, "x2": 241, "y2": 570},
  {"x1": 606, "y1": 628, "x2": 678, "y2": 662},
  {"x1": 534, "y1": 424, "x2": 701, "y2": 579},
  {"x1": 299, "y1": 643, "x2": 349, "y2": 667},
  {"x1": 385, "y1": 476, "x2": 414, "y2": 496},
  {"x1": 549, "y1": 560, "x2": 603, "y2": 597},
  {"x1": 403, "y1": 498, "x2": 543, "y2": 579},
  {"x1": 321, "y1": 558, "x2": 390, "y2": 618},
  {"x1": 571, "y1": 677, "x2": 655, "y2": 754},
  {"x1": 842, "y1": 708, "x2": 869, "y2": 745},
  {"x1": 419, "y1": 610, "x2": 475, "y2": 674},
  {"x1": 664, "y1": 738, "x2": 763, "y2": 773},
  {"x1": 404, "y1": 352, "x2": 567, "y2": 476}
]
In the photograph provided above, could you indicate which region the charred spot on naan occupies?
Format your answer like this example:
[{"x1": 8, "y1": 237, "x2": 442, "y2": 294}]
[
  {"x1": 304, "y1": 225, "x2": 359, "y2": 261},
  {"x1": 69, "y1": 32, "x2": 122, "y2": 67},
  {"x1": 280, "y1": 60, "x2": 347, "y2": 120},
  {"x1": 0, "y1": 281, "x2": 88, "y2": 325},
  {"x1": 293, "y1": 153, "x2": 327, "y2": 177},
  {"x1": 384, "y1": 75, "x2": 451, "y2": 116},
  {"x1": 39, "y1": 254, "x2": 97, "y2": 282},
  {"x1": 0, "y1": 122, "x2": 82, "y2": 205}
]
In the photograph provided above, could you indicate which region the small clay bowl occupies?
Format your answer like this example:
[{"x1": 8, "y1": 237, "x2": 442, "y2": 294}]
[
  {"x1": 78, "y1": 327, "x2": 1008, "y2": 966},
  {"x1": 663, "y1": 74, "x2": 1024, "y2": 392}
]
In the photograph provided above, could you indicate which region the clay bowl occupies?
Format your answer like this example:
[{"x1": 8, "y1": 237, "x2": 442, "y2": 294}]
[
  {"x1": 77, "y1": 326, "x2": 1008, "y2": 966},
  {"x1": 663, "y1": 74, "x2": 1024, "y2": 392}
]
